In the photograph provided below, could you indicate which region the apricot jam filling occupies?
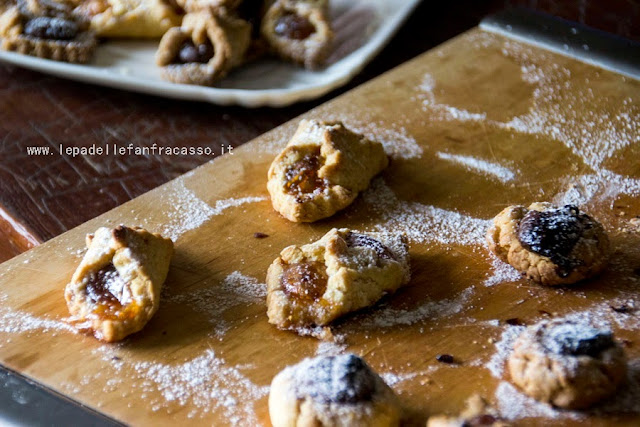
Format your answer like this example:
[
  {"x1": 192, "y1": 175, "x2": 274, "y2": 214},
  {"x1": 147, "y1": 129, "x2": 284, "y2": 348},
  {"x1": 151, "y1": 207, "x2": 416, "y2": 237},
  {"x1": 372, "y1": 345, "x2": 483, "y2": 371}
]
[
  {"x1": 284, "y1": 149, "x2": 327, "y2": 196},
  {"x1": 281, "y1": 261, "x2": 328, "y2": 303}
]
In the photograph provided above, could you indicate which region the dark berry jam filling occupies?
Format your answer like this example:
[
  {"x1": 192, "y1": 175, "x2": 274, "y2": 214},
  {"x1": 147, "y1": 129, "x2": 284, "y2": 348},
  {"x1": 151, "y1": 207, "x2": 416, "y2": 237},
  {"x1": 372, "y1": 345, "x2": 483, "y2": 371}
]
[{"x1": 517, "y1": 205, "x2": 593, "y2": 277}]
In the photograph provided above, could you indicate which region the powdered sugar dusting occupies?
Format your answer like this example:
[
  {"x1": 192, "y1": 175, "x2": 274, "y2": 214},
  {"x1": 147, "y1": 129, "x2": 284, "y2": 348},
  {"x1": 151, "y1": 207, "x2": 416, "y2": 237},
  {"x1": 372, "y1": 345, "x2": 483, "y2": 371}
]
[
  {"x1": 560, "y1": 299, "x2": 640, "y2": 332},
  {"x1": 499, "y1": 40, "x2": 639, "y2": 172},
  {"x1": 483, "y1": 254, "x2": 522, "y2": 287},
  {"x1": 357, "y1": 287, "x2": 474, "y2": 328},
  {"x1": 282, "y1": 354, "x2": 382, "y2": 406},
  {"x1": 316, "y1": 340, "x2": 348, "y2": 357},
  {"x1": 98, "y1": 347, "x2": 268, "y2": 423},
  {"x1": 495, "y1": 381, "x2": 580, "y2": 420},
  {"x1": 554, "y1": 170, "x2": 640, "y2": 206},
  {"x1": 419, "y1": 74, "x2": 488, "y2": 122},
  {"x1": 161, "y1": 182, "x2": 216, "y2": 241},
  {"x1": 416, "y1": 38, "x2": 640, "y2": 206},
  {"x1": 309, "y1": 111, "x2": 424, "y2": 160},
  {"x1": 380, "y1": 369, "x2": 434, "y2": 387},
  {"x1": 167, "y1": 271, "x2": 266, "y2": 337},
  {"x1": 436, "y1": 152, "x2": 517, "y2": 183},
  {"x1": 349, "y1": 120, "x2": 423, "y2": 160},
  {"x1": 160, "y1": 181, "x2": 266, "y2": 241},
  {"x1": 0, "y1": 307, "x2": 76, "y2": 335},
  {"x1": 487, "y1": 300, "x2": 640, "y2": 379},
  {"x1": 418, "y1": 73, "x2": 487, "y2": 121},
  {"x1": 486, "y1": 325, "x2": 526, "y2": 378},
  {"x1": 363, "y1": 179, "x2": 491, "y2": 246},
  {"x1": 494, "y1": 358, "x2": 640, "y2": 421}
]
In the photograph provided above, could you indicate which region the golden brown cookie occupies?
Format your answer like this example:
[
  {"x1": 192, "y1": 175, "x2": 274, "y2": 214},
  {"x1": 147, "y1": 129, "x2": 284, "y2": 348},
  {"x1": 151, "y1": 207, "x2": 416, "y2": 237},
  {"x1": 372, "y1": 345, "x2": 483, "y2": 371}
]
[
  {"x1": 427, "y1": 395, "x2": 509, "y2": 427},
  {"x1": 156, "y1": 7, "x2": 250, "y2": 85},
  {"x1": 65, "y1": 225, "x2": 174, "y2": 342},
  {"x1": 267, "y1": 119, "x2": 388, "y2": 223},
  {"x1": 508, "y1": 319, "x2": 627, "y2": 409},
  {"x1": 266, "y1": 228, "x2": 410, "y2": 334},
  {"x1": 73, "y1": 0, "x2": 182, "y2": 39},
  {"x1": 175, "y1": 0, "x2": 240, "y2": 13},
  {"x1": 261, "y1": 0, "x2": 333, "y2": 69},
  {"x1": 486, "y1": 203, "x2": 609, "y2": 286},
  {"x1": 269, "y1": 354, "x2": 402, "y2": 427},
  {"x1": 0, "y1": 0, "x2": 96, "y2": 63}
]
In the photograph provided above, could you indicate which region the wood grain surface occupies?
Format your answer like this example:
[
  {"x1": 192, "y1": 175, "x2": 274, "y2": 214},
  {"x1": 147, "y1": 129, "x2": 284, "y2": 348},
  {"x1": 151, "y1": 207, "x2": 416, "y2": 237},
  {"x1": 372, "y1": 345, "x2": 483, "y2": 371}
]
[
  {"x1": 1, "y1": 0, "x2": 640, "y2": 264},
  {"x1": 0, "y1": 27, "x2": 639, "y2": 426}
]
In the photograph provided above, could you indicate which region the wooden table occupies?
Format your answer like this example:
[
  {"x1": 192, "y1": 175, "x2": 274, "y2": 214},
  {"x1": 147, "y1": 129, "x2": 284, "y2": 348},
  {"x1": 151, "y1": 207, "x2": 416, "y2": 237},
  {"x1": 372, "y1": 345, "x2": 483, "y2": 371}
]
[
  {"x1": 0, "y1": 1, "x2": 639, "y2": 426},
  {"x1": 1, "y1": 0, "x2": 639, "y2": 262}
]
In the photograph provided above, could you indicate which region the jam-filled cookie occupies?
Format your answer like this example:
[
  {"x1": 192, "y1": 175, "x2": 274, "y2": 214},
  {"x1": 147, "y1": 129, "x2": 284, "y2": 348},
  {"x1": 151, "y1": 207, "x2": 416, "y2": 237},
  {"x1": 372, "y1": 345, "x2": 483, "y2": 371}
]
[
  {"x1": 65, "y1": 225, "x2": 174, "y2": 342},
  {"x1": 486, "y1": 203, "x2": 609, "y2": 286},
  {"x1": 427, "y1": 395, "x2": 509, "y2": 427},
  {"x1": 0, "y1": 0, "x2": 96, "y2": 62},
  {"x1": 268, "y1": 120, "x2": 388, "y2": 223},
  {"x1": 269, "y1": 354, "x2": 402, "y2": 427},
  {"x1": 155, "y1": 7, "x2": 251, "y2": 85},
  {"x1": 73, "y1": 0, "x2": 182, "y2": 39},
  {"x1": 261, "y1": 0, "x2": 333, "y2": 69},
  {"x1": 508, "y1": 319, "x2": 627, "y2": 409},
  {"x1": 266, "y1": 228, "x2": 410, "y2": 334}
]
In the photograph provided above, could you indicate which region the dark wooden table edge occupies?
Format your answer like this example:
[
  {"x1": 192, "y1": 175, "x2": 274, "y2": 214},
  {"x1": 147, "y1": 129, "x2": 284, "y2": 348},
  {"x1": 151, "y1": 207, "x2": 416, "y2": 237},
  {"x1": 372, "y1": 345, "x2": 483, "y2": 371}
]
[{"x1": 0, "y1": 204, "x2": 41, "y2": 263}]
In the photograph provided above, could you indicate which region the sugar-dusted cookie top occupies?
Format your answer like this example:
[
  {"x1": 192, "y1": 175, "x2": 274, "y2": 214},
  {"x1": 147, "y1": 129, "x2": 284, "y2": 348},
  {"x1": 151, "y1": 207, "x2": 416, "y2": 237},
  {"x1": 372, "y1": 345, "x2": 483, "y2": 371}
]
[
  {"x1": 508, "y1": 318, "x2": 627, "y2": 409},
  {"x1": 266, "y1": 228, "x2": 410, "y2": 335},
  {"x1": 269, "y1": 354, "x2": 401, "y2": 427}
]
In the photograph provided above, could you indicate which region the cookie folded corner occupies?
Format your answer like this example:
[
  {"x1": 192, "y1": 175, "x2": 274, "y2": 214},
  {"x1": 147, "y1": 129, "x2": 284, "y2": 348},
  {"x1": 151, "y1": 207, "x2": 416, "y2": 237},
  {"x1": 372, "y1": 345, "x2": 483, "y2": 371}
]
[
  {"x1": 64, "y1": 225, "x2": 174, "y2": 342},
  {"x1": 155, "y1": 7, "x2": 251, "y2": 85},
  {"x1": 260, "y1": 0, "x2": 333, "y2": 69}
]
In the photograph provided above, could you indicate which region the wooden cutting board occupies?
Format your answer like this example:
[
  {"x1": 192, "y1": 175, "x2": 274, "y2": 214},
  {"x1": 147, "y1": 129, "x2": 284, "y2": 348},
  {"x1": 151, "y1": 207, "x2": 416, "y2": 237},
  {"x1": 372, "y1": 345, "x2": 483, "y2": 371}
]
[{"x1": 1, "y1": 27, "x2": 639, "y2": 426}]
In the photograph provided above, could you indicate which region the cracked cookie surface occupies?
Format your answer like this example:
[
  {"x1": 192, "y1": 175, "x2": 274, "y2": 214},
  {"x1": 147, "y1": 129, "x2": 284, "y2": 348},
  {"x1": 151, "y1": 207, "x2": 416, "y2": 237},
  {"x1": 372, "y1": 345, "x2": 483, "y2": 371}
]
[
  {"x1": 266, "y1": 228, "x2": 410, "y2": 334},
  {"x1": 269, "y1": 354, "x2": 401, "y2": 427},
  {"x1": 507, "y1": 319, "x2": 627, "y2": 409},
  {"x1": 486, "y1": 202, "x2": 609, "y2": 286}
]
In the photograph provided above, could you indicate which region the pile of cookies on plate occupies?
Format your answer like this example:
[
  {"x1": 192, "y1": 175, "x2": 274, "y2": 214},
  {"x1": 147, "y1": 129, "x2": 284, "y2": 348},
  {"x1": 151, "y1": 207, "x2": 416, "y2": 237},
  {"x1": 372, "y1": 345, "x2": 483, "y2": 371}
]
[
  {"x1": 63, "y1": 120, "x2": 630, "y2": 425},
  {"x1": 0, "y1": 0, "x2": 334, "y2": 84}
]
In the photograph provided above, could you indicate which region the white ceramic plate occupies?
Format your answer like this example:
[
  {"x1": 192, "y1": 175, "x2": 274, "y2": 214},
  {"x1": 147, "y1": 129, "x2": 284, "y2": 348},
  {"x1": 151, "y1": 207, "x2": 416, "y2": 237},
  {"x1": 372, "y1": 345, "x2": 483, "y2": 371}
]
[{"x1": 0, "y1": 0, "x2": 421, "y2": 107}]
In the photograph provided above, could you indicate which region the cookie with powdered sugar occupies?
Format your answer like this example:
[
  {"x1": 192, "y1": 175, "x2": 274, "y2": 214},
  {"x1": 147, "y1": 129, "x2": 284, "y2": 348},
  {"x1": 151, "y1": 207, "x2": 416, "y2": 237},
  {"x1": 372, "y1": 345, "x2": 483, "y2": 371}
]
[
  {"x1": 266, "y1": 227, "x2": 410, "y2": 336},
  {"x1": 508, "y1": 319, "x2": 627, "y2": 409},
  {"x1": 269, "y1": 354, "x2": 401, "y2": 427}
]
